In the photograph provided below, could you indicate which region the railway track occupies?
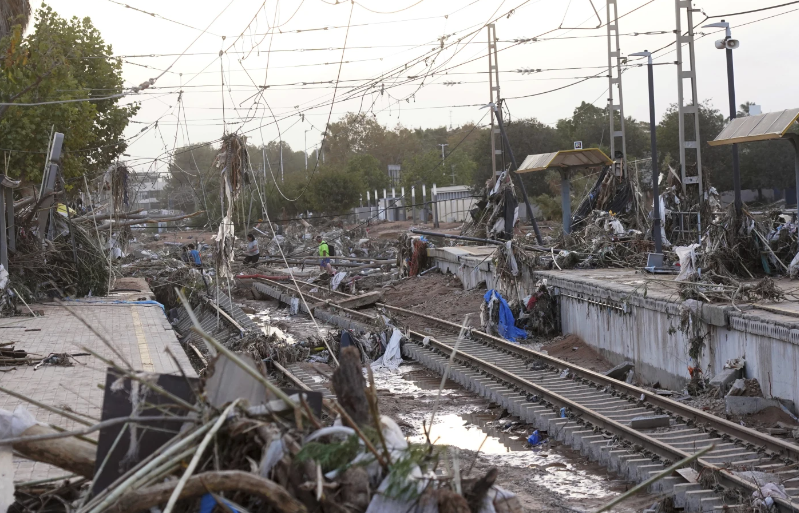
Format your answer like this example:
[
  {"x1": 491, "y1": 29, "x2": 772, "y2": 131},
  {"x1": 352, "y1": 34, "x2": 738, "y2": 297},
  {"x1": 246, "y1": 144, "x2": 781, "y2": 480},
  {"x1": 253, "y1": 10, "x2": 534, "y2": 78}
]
[{"x1": 247, "y1": 276, "x2": 799, "y2": 512}]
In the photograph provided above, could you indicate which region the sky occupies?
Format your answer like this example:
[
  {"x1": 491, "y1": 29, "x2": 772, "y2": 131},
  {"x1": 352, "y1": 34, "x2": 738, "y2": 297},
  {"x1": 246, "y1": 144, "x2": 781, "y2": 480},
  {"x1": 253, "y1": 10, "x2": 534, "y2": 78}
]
[{"x1": 39, "y1": 0, "x2": 799, "y2": 175}]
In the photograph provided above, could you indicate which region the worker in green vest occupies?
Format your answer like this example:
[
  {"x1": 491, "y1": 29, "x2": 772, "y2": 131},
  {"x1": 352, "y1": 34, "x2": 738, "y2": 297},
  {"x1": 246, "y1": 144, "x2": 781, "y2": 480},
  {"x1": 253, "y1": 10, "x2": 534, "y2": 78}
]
[{"x1": 316, "y1": 235, "x2": 335, "y2": 275}]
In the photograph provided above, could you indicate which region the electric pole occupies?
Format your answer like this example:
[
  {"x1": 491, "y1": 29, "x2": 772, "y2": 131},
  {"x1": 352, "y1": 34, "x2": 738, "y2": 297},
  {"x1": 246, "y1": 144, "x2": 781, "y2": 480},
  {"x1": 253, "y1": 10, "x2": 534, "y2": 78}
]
[
  {"x1": 487, "y1": 23, "x2": 502, "y2": 188},
  {"x1": 606, "y1": 0, "x2": 628, "y2": 175},
  {"x1": 438, "y1": 144, "x2": 448, "y2": 167}
]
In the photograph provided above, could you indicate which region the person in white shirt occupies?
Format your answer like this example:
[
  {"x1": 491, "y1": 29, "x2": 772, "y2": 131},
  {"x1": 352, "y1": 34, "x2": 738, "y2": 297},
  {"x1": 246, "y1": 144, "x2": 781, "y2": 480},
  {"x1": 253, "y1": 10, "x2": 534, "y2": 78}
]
[{"x1": 243, "y1": 233, "x2": 260, "y2": 264}]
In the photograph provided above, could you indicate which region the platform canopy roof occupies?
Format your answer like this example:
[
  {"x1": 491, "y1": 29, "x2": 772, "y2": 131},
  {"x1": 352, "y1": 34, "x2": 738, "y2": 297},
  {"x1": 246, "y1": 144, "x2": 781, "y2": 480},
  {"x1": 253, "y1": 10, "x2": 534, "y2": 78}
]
[
  {"x1": 708, "y1": 108, "x2": 799, "y2": 146},
  {"x1": 516, "y1": 148, "x2": 613, "y2": 174}
]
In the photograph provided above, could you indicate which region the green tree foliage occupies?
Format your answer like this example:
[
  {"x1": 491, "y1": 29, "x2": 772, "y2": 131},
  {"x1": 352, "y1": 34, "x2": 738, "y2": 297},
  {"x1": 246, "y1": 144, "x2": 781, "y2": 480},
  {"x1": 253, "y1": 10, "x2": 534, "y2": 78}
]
[
  {"x1": 166, "y1": 143, "x2": 219, "y2": 219},
  {"x1": 323, "y1": 113, "x2": 387, "y2": 169},
  {"x1": 655, "y1": 101, "x2": 731, "y2": 189},
  {"x1": 169, "y1": 97, "x2": 797, "y2": 222},
  {"x1": 345, "y1": 154, "x2": 389, "y2": 191},
  {"x1": 401, "y1": 149, "x2": 476, "y2": 189},
  {"x1": 307, "y1": 170, "x2": 360, "y2": 214},
  {"x1": 470, "y1": 118, "x2": 561, "y2": 197},
  {"x1": 0, "y1": 5, "x2": 137, "y2": 184},
  {"x1": 0, "y1": 0, "x2": 31, "y2": 37},
  {"x1": 556, "y1": 101, "x2": 649, "y2": 159},
  {"x1": 734, "y1": 102, "x2": 797, "y2": 197}
]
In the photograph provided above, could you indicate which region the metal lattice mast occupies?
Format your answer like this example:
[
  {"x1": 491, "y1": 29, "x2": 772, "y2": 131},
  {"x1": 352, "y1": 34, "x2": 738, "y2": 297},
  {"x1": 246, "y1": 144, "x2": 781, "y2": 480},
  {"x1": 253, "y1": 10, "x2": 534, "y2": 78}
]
[
  {"x1": 488, "y1": 23, "x2": 502, "y2": 186},
  {"x1": 675, "y1": 0, "x2": 704, "y2": 199},
  {"x1": 606, "y1": 0, "x2": 627, "y2": 175}
]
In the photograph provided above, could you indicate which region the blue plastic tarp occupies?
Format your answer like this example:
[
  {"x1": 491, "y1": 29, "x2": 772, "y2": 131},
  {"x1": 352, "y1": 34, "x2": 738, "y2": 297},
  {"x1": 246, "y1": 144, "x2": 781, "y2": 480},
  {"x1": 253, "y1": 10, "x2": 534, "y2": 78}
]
[{"x1": 484, "y1": 289, "x2": 526, "y2": 342}]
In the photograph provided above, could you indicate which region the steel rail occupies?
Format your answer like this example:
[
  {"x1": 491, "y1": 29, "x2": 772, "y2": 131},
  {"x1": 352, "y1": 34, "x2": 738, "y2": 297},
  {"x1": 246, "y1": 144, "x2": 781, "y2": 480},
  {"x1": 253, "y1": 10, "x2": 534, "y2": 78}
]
[
  {"x1": 381, "y1": 302, "x2": 799, "y2": 465},
  {"x1": 406, "y1": 329, "x2": 798, "y2": 512},
  {"x1": 242, "y1": 276, "x2": 797, "y2": 509},
  {"x1": 247, "y1": 277, "x2": 799, "y2": 463}
]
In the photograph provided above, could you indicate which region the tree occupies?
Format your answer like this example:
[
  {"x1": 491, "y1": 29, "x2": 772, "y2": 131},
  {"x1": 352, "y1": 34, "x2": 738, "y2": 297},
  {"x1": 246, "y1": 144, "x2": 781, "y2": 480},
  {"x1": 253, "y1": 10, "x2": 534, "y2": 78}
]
[
  {"x1": 556, "y1": 101, "x2": 649, "y2": 159},
  {"x1": 166, "y1": 143, "x2": 219, "y2": 220},
  {"x1": 322, "y1": 113, "x2": 386, "y2": 169},
  {"x1": 307, "y1": 170, "x2": 360, "y2": 214},
  {"x1": 735, "y1": 102, "x2": 796, "y2": 198},
  {"x1": 656, "y1": 101, "x2": 731, "y2": 189},
  {"x1": 470, "y1": 117, "x2": 562, "y2": 196},
  {"x1": 0, "y1": 5, "x2": 137, "y2": 183},
  {"x1": 1, "y1": 0, "x2": 31, "y2": 37},
  {"x1": 401, "y1": 149, "x2": 476, "y2": 189},
  {"x1": 345, "y1": 154, "x2": 389, "y2": 191}
]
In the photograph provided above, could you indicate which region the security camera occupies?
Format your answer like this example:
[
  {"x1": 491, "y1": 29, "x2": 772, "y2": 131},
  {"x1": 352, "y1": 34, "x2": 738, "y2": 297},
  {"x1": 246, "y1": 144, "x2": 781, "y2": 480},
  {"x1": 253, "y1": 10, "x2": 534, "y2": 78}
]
[{"x1": 726, "y1": 39, "x2": 740, "y2": 50}]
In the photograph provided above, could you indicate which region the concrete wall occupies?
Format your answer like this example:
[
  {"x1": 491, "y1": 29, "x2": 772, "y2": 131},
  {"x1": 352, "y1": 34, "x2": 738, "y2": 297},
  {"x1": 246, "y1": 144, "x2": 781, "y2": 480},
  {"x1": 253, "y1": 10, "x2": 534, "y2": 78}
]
[
  {"x1": 433, "y1": 249, "x2": 799, "y2": 411},
  {"x1": 540, "y1": 273, "x2": 799, "y2": 411}
]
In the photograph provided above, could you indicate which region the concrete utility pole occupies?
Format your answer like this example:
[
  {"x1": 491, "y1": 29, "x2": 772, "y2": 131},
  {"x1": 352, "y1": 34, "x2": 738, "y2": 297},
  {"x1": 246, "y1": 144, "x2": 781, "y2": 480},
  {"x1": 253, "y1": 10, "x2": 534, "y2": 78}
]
[
  {"x1": 432, "y1": 184, "x2": 439, "y2": 228},
  {"x1": 304, "y1": 129, "x2": 311, "y2": 170},
  {"x1": 438, "y1": 144, "x2": 448, "y2": 167},
  {"x1": 487, "y1": 23, "x2": 502, "y2": 188},
  {"x1": 411, "y1": 186, "x2": 416, "y2": 222},
  {"x1": 606, "y1": 0, "x2": 628, "y2": 175},
  {"x1": 677, "y1": 0, "x2": 704, "y2": 200}
]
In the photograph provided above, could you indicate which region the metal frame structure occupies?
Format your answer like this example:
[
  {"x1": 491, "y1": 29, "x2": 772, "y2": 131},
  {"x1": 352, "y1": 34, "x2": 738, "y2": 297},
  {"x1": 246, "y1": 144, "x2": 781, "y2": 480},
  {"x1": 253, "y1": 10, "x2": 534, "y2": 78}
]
[
  {"x1": 517, "y1": 149, "x2": 613, "y2": 234},
  {"x1": 487, "y1": 23, "x2": 502, "y2": 187},
  {"x1": 675, "y1": 0, "x2": 704, "y2": 198},
  {"x1": 38, "y1": 132, "x2": 64, "y2": 242},
  {"x1": 708, "y1": 108, "x2": 799, "y2": 212},
  {"x1": 0, "y1": 175, "x2": 20, "y2": 271},
  {"x1": 606, "y1": 0, "x2": 627, "y2": 175}
]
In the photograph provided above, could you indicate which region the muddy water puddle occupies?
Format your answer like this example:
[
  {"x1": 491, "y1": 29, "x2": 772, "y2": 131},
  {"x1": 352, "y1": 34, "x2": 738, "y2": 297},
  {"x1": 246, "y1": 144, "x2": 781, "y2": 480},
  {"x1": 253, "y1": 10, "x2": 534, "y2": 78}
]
[
  {"x1": 235, "y1": 297, "x2": 656, "y2": 510},
  {"x1": 374, "y1": 363, "x2": 655, "y2": 509}
]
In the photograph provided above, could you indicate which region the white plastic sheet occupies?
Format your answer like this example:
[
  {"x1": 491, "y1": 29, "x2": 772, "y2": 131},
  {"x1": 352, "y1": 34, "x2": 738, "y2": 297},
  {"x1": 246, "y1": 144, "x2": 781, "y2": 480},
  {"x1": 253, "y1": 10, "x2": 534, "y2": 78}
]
[
  {"x1": 0, "y1": 406, "x2": 37, "y2": 439},
  {"x1": 674, "y1": 243, "x2": 700, "y2": 282},
  {"x1": 331, "y1": 271, "x2": 348, "y2": 291},
  {"x1": 371, "y1": 329, "x2": 403, "y2": 372},
  {"x1": 790, "y1": 251, "x2": 799, "y2": 279},
  {"x1": 0, "y1": 406, "x2": 38, "y2": 511}
]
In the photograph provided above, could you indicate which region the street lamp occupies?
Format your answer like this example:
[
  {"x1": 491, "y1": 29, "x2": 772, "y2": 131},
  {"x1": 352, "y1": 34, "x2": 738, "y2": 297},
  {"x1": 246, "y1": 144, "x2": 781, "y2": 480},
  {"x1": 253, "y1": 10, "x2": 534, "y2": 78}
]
[
  {"x1": 703, "y1": 20, "x2": 742, "y2": 215},
  {"x1": 630, "y1": 50, "x2": 663, "y2": 256}
]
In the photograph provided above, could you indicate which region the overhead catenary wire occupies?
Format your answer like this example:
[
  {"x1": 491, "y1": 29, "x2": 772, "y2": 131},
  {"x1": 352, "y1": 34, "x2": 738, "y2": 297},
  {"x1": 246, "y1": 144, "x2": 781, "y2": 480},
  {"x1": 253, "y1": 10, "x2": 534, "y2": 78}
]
[
  {"x1": 93, "y1": 0, "x2": 794, "y2": 179},
  {"x1": 703, "y1": 1, "x2": 799, "y2": 19}
]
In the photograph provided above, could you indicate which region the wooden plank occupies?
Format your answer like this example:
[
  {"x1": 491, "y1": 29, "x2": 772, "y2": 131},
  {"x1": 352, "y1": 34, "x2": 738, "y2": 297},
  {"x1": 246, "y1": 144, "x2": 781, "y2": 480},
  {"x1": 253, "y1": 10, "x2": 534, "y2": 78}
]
[{"x1": 332, "y1": 291, "x2": 383, "y2": 309}]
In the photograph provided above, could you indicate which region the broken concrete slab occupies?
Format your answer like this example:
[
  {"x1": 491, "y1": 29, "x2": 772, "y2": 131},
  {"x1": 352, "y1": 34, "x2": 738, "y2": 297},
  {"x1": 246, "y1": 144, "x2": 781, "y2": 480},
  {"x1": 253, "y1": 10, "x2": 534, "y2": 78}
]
[
  {"x1": 725, "y1": 396, "x2": 783, "y2": 416},
  {"x1": 710, "y1": 368, "x2": 742, "y2": 395},
  {"x1": 605, "y1": 361, "x2": 634, "y2": 381},
  {"x1": 726, "y1": 378, "x2": 747, "y2": 397},
  {"x1": 681, "y1": 299, "x2": 730, "y2": 327},
  {"x1": 630, "y1": 415, "x2": 670, "y2": 430}
]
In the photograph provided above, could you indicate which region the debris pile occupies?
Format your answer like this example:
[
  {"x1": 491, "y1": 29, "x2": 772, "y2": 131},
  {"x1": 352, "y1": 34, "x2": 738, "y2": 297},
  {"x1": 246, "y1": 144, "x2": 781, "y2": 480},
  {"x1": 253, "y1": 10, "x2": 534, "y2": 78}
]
[
  {"x1": 2, "y1": 314, "x2": 522, "y2": 513},
  {"x1": 461, "y1": 171, "x2": 518, "y2": 241},
  {"x1": 9, "y1": 213, "x2": 111, "y2": 302}
]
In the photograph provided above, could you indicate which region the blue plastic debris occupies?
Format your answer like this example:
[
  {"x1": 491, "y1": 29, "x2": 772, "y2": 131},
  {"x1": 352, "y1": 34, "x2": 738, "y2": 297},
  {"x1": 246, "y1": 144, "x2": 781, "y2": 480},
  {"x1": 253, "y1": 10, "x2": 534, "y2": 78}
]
[
  {"x1": 527, "y1": 430, "x2": 541, "y2": 446},
  {"x1": 483, "y1": 289, "x2": 527, "y2": 342},
  {"x1": 199, "y1": 493, "x2": 240, "y2": 513},
  {"x1": 560, "y1": 407, "x2": 566, "y2": 418}
]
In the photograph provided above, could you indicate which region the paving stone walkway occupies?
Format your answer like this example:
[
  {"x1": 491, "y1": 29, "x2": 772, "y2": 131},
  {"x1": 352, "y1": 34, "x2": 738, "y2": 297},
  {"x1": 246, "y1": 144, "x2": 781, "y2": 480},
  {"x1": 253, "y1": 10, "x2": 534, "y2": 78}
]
[{"x1": 0, "y1": 278, "x2": 195, "y2": 482}]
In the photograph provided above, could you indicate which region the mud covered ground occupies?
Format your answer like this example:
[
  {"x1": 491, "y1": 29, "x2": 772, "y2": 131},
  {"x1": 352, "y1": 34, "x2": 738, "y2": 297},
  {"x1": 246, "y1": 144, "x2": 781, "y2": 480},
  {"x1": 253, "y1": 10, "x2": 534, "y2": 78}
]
[
  {"x1": 539, "y1": 334, "x2": 614, "y2": 374},
  {"x1": 381, "y1": 271, "x2": 485, "y2": 327}
]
